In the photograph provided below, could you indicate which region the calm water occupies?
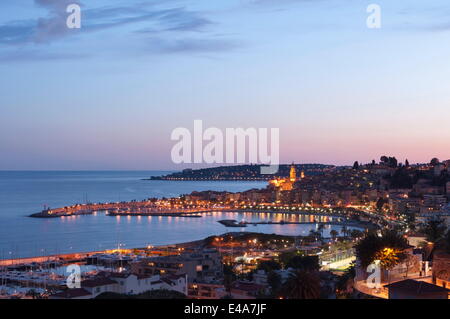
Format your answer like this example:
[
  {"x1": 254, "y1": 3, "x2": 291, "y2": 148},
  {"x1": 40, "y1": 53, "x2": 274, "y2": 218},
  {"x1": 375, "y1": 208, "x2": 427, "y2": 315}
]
[{"x1": 0, "y1": 171, "x2": 347, "y2": 259}]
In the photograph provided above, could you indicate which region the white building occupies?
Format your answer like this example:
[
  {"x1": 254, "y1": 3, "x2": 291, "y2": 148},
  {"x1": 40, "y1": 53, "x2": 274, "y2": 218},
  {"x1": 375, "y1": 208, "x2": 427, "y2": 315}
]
[{"x1": 49, "y1": 272, "x2": 187, "y2": 299}]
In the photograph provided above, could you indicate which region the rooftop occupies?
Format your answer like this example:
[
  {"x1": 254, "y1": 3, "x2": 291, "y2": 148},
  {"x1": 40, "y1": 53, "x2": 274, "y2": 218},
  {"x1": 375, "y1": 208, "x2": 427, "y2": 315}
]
[
  {"x1": 51, "y1": 288, "x2": 91, "y2": 298},
  {"x1": 384, "y1": 279, "x2": 450, "y2": 295},
  {"x1": 81, "y1": 278, "x2": 117, "y2": 288}
]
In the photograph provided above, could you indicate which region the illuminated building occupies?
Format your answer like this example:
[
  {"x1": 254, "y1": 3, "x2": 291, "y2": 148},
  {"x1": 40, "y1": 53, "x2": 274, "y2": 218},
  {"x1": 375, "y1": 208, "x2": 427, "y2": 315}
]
[{"x1": 269, "y1": 163, "x2": 303, "y2": 192}]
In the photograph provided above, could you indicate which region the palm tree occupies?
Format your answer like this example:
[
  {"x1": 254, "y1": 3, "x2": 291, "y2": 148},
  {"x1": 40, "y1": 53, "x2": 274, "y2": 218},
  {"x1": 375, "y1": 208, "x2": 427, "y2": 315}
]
[
  {"x1": 317, "y1": 224, "x2": 325, "y2": 237},
  {"x1": 309, "y1": 229, "x2": 322, "y2": 242},
  {"x1": 282, "y1": 270, "x2": 321, "y2": 299},
  {"x1": 330, "y1": 230, "x2": 339, "y2": 240},
  {"x1": 341, "y1": 226, "x2": 348, "y2": 237}
]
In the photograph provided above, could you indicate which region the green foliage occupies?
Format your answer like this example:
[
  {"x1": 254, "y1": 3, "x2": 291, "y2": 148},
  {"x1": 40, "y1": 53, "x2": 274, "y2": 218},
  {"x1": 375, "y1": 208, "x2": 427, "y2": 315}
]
[
  {"x1": 281, "y1": 270, "x2": 321, "y2": 299},
  {"x1": 354, "y1": 230, "x2": 409, "y2": 269},
  {"x1": 376, "y1": 198, "x2": 387, "y2": 211},
  {"x1": 285, "y1": 255, "x2": 319, "y2": 272},
  {"x1": 349, "y1": 229, "x2": 364, "y2": 239},
  {"x1": 389, "y1": 167, "x2": 413, "y2": 189},
  {"x1": 330, "y1": 229, "x2": 339, "y2": 239},
  {"x1": 444, "y1": 230, "x2": 450, "y2": 253},
  {"x1": 267, "y1": 271, "x2": 282, "y2": 296},
  {"x1": 421, "y1": 219, "x2": 447, "y2": 243},
  {"x1": 278, "y1": 250, "x2": 303, "y2": 267},
  {"x1": 430, "y1": 158, "x2": 440, "y2": 166},
  {"x1": 257, "y1": 260, "x2": 281, "y2": 272}
]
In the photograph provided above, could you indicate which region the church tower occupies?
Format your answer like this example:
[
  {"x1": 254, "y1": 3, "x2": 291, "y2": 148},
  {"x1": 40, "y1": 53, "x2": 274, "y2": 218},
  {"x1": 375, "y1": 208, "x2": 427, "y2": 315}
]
[{"x1": 289, "y1": 163, "x2": 296, "y2": 182}]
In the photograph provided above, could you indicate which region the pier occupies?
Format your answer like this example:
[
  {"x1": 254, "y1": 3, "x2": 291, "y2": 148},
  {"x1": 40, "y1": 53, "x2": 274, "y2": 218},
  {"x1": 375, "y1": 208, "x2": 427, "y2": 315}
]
[{"x1": 29, "y1": 201, "x2": 230, "y2": 218}]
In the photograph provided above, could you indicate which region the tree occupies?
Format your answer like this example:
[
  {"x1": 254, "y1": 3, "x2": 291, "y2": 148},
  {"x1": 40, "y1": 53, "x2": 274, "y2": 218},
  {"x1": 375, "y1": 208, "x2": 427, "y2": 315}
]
[
  {"x1": 354, "y1": 230, "x2": 409, "y2": 269},
  {"x1": 421, "y1": 219, "x2": 447, "y2": 243},
  {"x1": 389, "y1": 157, "x2": 398, "y2": 168},
  {"x1": 406, "y1": 213, "x2": 416, "y2": 231},
  {"x1": 341, "y1": 226, "x2": 349, "y2": 237},
  {"x1": 282, "y1": 270, "x2": 321, "y2": 299},
  {"x1": 376, "y1": 197, "x2": 387, "y2": 211},
  {"x1": 405, "y1": 159, "x2": 410, "y2": 167},
  {"x1": 349, "y1": 229, "x2": 364, "y2": 239},
  {"x1": 257, "y1": 260, "x2": 281, "y2": 273},
  {"x1": 317, "y1": 224, "x2": 325, "y2": 237},
  {"x1": 286, "y1": 255, "x2": 320, "y2": 272},
  {"x1": 389, "y1": 167, "x2": 413, "y2": 189},
  {"x1": 223, "y1": 264, "x2": 236, "y2": 292},
  {"x1": 330, "y1": 229, "x2": 339, "y2": 240},
  {"x1": 430, "y1": 158, "x2": 440, "y2": 166},
  {"x1": 278, "y1": 250, "x2": 303, "y2": 268},
  {"x1": 444, "y1": 230, "x2": 450, "y2": 253},
  {"x1": 336, "y1": 265, "x2": 355, "y2": 296},
  {"x1": 309, "y1": 229, "x2": 322, "y2": 241},
  {"x1": 353, "y1": 161, "x2": 359, "y2": 170},
  {"x1": 267, "y1": 271, "x2": 282, "y2": 296},
  {"x1": 404, "y1": 253, "x2": 420, "y2": 278}
]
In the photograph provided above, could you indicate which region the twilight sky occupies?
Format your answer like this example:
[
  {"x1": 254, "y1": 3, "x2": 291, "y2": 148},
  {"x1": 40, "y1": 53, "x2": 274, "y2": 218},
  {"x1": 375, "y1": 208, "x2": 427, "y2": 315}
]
[{"x1": 0, "y1": 0, "x2": 450, "y2": 170}]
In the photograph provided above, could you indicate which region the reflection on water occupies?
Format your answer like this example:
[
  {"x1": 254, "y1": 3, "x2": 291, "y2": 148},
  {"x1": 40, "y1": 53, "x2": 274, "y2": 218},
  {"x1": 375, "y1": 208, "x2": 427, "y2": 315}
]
[
  {"x1": 0, "y1": 171, "x2": 358, "y2": 259},
  {"x1": 1, "y1": 211, "x2": 356, "y2": 259}
]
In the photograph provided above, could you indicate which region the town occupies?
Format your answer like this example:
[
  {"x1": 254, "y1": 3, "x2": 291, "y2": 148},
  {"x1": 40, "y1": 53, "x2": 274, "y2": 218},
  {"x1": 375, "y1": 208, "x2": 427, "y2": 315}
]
[{"x1": 2, "y1": 156, "x2": 450, "y2": 299}]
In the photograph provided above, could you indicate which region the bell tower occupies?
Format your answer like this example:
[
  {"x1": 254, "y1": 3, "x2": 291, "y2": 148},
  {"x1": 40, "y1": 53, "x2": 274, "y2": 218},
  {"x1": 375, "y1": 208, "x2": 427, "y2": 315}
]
[{"x1": 289, "y1": 163, "x2": 296, "y2": 182}]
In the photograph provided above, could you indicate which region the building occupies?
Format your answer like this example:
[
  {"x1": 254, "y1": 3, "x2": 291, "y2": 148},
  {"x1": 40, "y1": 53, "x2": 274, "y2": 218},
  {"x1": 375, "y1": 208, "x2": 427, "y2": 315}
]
[
  {"x1": 49, "y1": 272, "x2": 187, "y2": 299},
  {"x1": 108, "y1": 272, "x2": 186, "y2": 295},
  {"x1": 417, "y1": 203, "x2": 450, "y2": 228},
  {"x1": 79, "y1": 277, "x2": 118, "y2": 298},
  {"x1": 131, "y1": 248, "x2": 223, "y2": 284},
  {"x1": 423, "y1": 194, "x2": 447, "y2": 211},
  {"x1": 220, "y1": 281, "x2": 267, "y2": 299},
  {"x1": 49, "y1": 288, "x2": 92, "y2": 299},
  {"x1": 269, "y1": 163, "x2": 301, "y2": 192},
  {"x1": 188, "y1": 282, "x2": 225, "y2": 299},
  {"x1": 384, "y1": 279, "x2": 449, "y2": 299},
  {"x1": 432, "y1": 251, "x2": 450, "y2": 289}
]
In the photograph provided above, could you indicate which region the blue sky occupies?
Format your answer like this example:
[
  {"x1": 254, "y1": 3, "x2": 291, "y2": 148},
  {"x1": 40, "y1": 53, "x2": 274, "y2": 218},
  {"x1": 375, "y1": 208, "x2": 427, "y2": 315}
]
[{"x1": 1, "y1": 0, "x2": 450, "y2": 170}]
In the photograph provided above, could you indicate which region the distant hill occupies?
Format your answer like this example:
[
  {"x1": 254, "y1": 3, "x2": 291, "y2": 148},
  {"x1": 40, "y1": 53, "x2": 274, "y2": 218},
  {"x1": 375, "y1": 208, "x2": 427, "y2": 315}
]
[{"x1": 147, "y1": 164, "x2": 334, "y2": 181}]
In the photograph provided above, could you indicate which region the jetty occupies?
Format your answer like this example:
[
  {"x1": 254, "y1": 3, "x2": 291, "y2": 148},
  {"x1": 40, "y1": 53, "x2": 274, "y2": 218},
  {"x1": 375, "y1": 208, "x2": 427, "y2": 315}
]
[{"x1": 29, "y1": 201, "x2": 230, "y2": 218}]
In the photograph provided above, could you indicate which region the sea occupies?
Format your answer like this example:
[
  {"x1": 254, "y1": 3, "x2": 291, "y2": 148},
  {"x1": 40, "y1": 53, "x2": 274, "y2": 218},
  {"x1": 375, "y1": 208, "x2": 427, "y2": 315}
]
[{"x1": 0, "y1": 171, "x2": 348, "y2": 259}]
